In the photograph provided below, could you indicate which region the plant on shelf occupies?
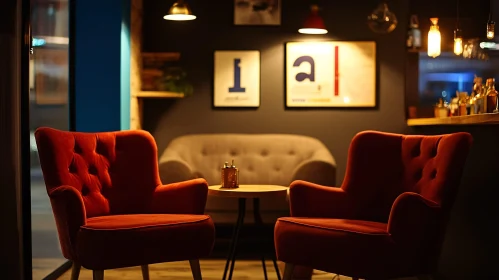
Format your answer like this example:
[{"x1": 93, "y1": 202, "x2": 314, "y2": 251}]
[{"x1": 157, "y1": 66, "x2": 194, "y2": 96}]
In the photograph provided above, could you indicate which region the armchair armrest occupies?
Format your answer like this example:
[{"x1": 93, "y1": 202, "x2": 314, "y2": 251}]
[
  {"x1": 158, "y1": 153, "x2": 195, "y2": 185},
  {"x1": 291, "y1": 150, "x2": 336, "y2": 187},
  {"x1": 48, "y1": 185, "x2": 86, "y2": 259},
  {"x1": 387, "y1": 192, "x2": 441, "y2": 244},
  {"x1": 151, "y1": 178, "x2": 209, "y2": 215},
  {"x1": 289, "y1": 180, "x2": 354, "y2": 219}
]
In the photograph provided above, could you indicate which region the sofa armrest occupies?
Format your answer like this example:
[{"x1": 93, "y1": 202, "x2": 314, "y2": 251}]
[
  {"x1": 289, "y1": 180, "x2": 354, "y2": 218},
  {"x1": 158, "y1": 154, "x2": 195, "y2": 185},
  {"x1": 151, "y1": 178, "x2": 209, "y2": 214},
  {"x1": 48, "y1": 185, "x2": 86, "y2": 259},
  {"x1": 291, "y1": 149, "x2": 336, "y2": 186},
  {"x1": 388, "y1": 192, "x2": 441, "y2": 245}
]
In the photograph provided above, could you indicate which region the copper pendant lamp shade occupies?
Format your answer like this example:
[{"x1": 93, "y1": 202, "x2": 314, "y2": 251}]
[
  {"x1": 298, "y1": 5, "x2": 328, "y2": 34},
  {"x1": 164, "y1": 0, "x2": 196, "y2": 21}
]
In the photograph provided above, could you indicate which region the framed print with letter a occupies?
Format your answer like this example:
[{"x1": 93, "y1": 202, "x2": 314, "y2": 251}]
[
  {"x1": 214, "y1": 50, "x2": 260, "y2": 107},
  {"x1": 285, "y1": 41, "x2": 376, "y2": 107}
]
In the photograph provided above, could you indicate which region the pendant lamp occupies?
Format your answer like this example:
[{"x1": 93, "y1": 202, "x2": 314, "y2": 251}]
[
  {"x1": 367, "y1": 2, "x2": 397, "y2": 34},
  {"x1": 298, "y1": 5, "x2": 327, "y2": 34},
  {"x1": 487, "y1": 0, "x2": 495, "y2": 39},
  {"x1": 164, "y1": 0, "x2": 196, "y2": 21},
  {"x1": 427, "y1": 18, "x2": 441, "y2": 58},
  {"x1": 454, "y1": 0, "x2": 463, "y2": 55}
]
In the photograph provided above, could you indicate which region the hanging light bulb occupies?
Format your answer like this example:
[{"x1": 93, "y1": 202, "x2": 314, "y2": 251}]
[
  {"x1": 427, "y1": 18, "x2": 441, "y2": 58},
  {"x1": 487, "y1": 20, "x2": 495, "y2": 39},
  {"x1": 164, "y1": 0, "x2": 196, "y2": 21},
  {"x1": 367, "y1": 2, "x2": 398, "y2": 34},
  {"x1": 298, "y1": 5, "x2": 327, "y2": 34},
  {"x1": 454, "y1": 28, "x2": 463, "y2": 55}
]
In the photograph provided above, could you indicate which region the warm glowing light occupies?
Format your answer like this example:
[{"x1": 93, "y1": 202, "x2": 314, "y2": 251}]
[
  {"x1": 454, "y1": 29, "x2": 463, "y2": 55},
  {"x1": 454, "y1": 37, "x2": 463, "y2": 55},
  {"x1": 343, "y1": 96, "x2": 351, "y2": 103},
  {"x1": 298, "y1": 28, "x2": 328, "y2": 34},
  {"x1": 487, "y1": 21, "x2": 495, "y2": 39},
  {"x1": 427, "y1": 18, "x2": 441, "y2": 58},
  {"x1": 163, "y1": 14, "x2": 196, "y2": 21},
  {"x1": 164, "y1": 0, "x2": 196, "y2": 21}
]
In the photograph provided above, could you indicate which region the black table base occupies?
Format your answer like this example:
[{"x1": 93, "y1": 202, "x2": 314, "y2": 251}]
[{"x1": 222, "y1": 197, "x2": 281, "y2": 280}]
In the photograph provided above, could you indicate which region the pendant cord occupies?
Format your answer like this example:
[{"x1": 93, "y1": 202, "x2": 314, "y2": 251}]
[
  {"x1": 489, "y1": 0, "x2": 492, "y2": 21},
  {"x1": 456, "y1": 0, "x2": 460, "y2": 28}
]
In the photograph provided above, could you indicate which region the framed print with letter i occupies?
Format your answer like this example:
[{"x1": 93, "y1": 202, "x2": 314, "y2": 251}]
[
  {"x1": 285, "y1": 41, "x2": 376, "y2": 107},
  {"x1": 214, "y1": 50, "x2": 260, "y2": 107}
]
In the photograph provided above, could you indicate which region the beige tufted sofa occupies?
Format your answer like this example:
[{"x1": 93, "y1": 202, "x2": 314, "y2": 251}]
[{"x1": 158, "y1": 134, "x2": 336, "y2": 223}]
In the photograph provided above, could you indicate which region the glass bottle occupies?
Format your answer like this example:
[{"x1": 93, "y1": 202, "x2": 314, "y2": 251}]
[
  {"x1": 473, "y1": 76, "x2": 485, "y2": 114},
  {"x1": 468, "y1": 92, "x2": 475, "y2": 115},
  {"x1": 485, "y1": 78, "x2": 498, "y2": 113},
  {"x1": 458, "y1": 92, "x2": 469, "y2": 116}
]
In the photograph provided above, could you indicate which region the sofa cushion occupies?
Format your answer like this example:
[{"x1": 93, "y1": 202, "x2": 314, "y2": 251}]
[{"x1": 76, "y1": 214, "x2": 215, "y2": 269}]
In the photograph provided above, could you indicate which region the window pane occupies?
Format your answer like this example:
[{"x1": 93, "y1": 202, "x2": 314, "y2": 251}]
[{"x1": 30, "y1": 0, "x2": 69, "y2": 278}]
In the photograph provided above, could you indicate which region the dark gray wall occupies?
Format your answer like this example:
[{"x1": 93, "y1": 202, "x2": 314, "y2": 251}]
[
  {"x1": 142, "y1": 0, "x2": 410, "y2": 182},
  {"x1": 141, "y1": 1, "x2": 494, "y2": 280}
]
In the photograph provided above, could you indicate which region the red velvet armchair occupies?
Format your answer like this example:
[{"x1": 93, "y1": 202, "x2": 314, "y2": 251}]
[
  {"x1": 274, "y1": 131, "x2": 472, "y2": 280},
  {"x1": 35, "y1": 127, "x2": 215, "y2": 280}
]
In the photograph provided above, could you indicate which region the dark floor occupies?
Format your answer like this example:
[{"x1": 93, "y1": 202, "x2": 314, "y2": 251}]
[{"x1": 31, "y1": 167, "x2": 66, "y2": 279}]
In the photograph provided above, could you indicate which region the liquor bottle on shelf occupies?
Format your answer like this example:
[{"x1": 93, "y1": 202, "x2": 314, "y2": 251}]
[
  {"x1": 469, "y1": 91, "x2": 476, "y2": 115},
  {"x1": 473, "y1": 76, "x2": 485, "y2": 114},
  {"x1": 485, "y1": 78, "x2": 498, "y2": 113}
]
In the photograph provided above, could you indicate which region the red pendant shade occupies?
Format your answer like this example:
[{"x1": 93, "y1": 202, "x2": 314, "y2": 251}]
[
  {"x1": 299, "y1": 5, "x2": 328, "y2": 34},
  {"x1": 303, "y1": 10, "x2": 326, "y2": 30}
]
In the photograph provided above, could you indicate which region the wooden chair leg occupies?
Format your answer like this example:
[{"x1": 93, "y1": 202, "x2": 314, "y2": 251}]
[
  {"x1": 189, "y1": 259, "x2": 202, "y2": 280},
  {"x1": 141, "y1": 265, "x2": 150, "y2": 280},
  {"x1": 70, "y1": 262, "x2": 81, "y2": 280},
  {"x1": 92, "y1": 270, "x2": 104, "y2": 280},
  {"x1": 282, "y1": 263, "x2": 295, "y2": 280}
]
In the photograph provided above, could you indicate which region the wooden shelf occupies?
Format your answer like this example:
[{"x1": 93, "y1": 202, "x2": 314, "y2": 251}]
[
  {"x1": 136, "y1": 91, "x2": 184, "y2": 98},
  {"x1": 407, "y1": 113, "x2": 499, "y2": 126}
]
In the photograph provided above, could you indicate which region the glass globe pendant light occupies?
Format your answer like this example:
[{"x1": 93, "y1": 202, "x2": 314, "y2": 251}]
[
  {"x1": 164, "y1": 0, "x2": 196, "y2": 21},
  {"x1": 367, "y1": 2, "x2": 398, "y2": 34}
]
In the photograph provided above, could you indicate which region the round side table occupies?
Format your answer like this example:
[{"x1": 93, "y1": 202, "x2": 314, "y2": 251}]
[{"x1": 209, "y1": 185, "x2": 288, "y2": 280}]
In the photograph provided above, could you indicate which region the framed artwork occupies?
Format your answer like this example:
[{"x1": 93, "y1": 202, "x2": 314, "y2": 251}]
[
  {"x1": 214, "y1": 51, "x2": 260, "y2": 107},
  {"x1": 234, "y1": 0, "x2": 281, "y2": 26},
  {"x1": 33, "y1": 48, "x2": 69, "y2": 105},
  {"x1": 285, "y1": 41, "x2": 377, "y2": 108}
]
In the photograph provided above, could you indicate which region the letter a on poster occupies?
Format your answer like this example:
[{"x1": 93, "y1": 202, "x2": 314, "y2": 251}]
[
  {"x1": 286, "y1": 41, "x2": 376, "y2": 107},
  {"x1": 214, "y1": 51, "x2": 260, "y2": 107}
]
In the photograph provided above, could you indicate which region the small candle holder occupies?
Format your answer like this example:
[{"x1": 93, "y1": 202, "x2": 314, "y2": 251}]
[{"x1": 221, "y1": 159, "x2": 239, "y2": 189}]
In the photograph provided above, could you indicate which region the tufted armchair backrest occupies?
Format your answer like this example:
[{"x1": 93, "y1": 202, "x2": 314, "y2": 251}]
[
  {"x1": 35, "y1": 127, "x2": 162, "y2": 217},
  {"x1": 342, "y1": 130, "x2": 472, "y2": 223},
  {"x1": 159, "y1": 134, "x2": 335, "y2": 186}
]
